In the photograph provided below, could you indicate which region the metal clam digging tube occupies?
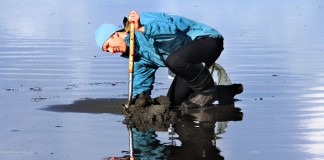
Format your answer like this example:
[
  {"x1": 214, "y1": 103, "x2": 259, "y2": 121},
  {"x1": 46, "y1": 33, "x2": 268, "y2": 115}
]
[
  {"x1": 128, "y1": 127, "x2": 135, "y2": 160},
  {"x1": 126, "y1": 22, "x2": 135, "y2": 108}
]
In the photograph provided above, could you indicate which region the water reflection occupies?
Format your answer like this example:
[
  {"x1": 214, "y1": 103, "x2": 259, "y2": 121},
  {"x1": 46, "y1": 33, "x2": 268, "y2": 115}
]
[
  {"x1": 298, "y1": 86, "x2": 324, "y2": 157},
  {"x1": 111, "y1": 105, "x2": 243, "y2": 160}
]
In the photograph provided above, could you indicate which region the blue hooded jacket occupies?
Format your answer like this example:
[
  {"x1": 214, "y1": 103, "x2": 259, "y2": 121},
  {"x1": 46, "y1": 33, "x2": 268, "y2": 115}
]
[{"x1": 124, "y1": 12, "x2": 223, "y2": 97}]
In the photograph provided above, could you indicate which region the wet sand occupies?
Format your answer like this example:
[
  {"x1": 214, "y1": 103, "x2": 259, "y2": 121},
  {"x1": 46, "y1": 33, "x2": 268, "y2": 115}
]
[{"x1": 1, "y1": 0, "x2": 324, "y2": 160}]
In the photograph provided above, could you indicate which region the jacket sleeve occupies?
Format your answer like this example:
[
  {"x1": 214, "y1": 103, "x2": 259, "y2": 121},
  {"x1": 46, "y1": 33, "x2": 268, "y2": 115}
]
[
  {"x1": 143, "y1": 20, "x2": 179, "y2": 41},
  {"x1": 132, "y1": 56, "x2": 158, "y2": 97}
]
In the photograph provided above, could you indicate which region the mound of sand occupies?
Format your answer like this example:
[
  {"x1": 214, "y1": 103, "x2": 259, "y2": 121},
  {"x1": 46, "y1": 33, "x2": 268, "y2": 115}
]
[{"x1": 123, "y1": 93, "x2": 179, "y2": 132}]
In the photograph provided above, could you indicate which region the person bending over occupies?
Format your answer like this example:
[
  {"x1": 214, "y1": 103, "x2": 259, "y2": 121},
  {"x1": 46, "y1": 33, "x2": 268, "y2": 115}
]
[{"x1": 95, "y1": 11, "x2": 242, "y2": 107}]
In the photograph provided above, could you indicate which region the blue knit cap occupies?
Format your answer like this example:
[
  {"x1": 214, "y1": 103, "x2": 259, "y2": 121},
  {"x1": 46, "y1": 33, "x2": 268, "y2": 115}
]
[{"x1": 94, "y1": 24, "x2": 120, "y2": 50}]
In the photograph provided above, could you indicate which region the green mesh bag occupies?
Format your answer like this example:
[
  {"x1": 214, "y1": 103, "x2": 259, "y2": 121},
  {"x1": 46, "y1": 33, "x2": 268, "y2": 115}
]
[{"x1": 210, "y1": 63, "x2": 232, "y2": 85}]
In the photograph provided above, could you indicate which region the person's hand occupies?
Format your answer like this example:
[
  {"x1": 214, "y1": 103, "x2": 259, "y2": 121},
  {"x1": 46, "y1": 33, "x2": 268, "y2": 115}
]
[{"x1": 128, "y1": 10, "x2": 140, "y2": 30}]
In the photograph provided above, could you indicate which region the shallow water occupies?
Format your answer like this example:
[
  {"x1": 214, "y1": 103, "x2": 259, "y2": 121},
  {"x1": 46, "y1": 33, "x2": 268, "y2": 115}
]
[{"x1": 1, "y1": 0, "x2": 324, "y2": 159}]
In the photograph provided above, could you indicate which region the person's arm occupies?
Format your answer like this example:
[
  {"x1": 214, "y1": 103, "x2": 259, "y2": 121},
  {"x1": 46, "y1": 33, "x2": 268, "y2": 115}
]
[
  {"x1": 132, "y1": 57, "x2": 158, "y2": 97},
  {"x1": 143, "y1": 19, "x2": 178, "y2": 37},
  {"x1": 128, "y1": 11, "x2": 178, "y2": 38},
  {"x1": 128, "y1": 10, "x2": 142, "y2": 30}
]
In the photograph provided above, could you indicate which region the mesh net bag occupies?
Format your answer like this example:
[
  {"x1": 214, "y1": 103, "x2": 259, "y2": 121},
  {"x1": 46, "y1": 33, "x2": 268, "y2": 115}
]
[{"x1": 210, "y1": 63, "x2": 232, "y2": 85}]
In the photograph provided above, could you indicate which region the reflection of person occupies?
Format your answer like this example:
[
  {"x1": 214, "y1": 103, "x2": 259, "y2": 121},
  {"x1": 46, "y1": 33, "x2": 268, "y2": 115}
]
[
  {"x1": 95, "y1": 11, "x2": 242, "y2": 107},
  {"x1": 169, "y1": 105, "x2": 243, "y2": 159},
  {"x1": 104, "y1": 156, "x2": 128, "y2": 160},
  {"x1": 169, "y1": 114, "x2": 224, "y2": 160},
  {"x1": 126, "y1": 118, "x2": 224, "y2": 160},
  {"x1": 132, "y1": 128, "x2": 168, "y2": 159},
  {"x1": 116, "y1": 104, "x2": 243, "y2": 160},
  {"x1": 104, "y1": 129, "x2": 168, "y2": 160}
]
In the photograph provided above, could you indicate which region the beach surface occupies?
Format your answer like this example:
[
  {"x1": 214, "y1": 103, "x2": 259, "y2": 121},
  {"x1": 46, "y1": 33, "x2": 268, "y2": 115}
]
[{"x1": 1, "y1": 0, "x2": 324, "y2": 159}]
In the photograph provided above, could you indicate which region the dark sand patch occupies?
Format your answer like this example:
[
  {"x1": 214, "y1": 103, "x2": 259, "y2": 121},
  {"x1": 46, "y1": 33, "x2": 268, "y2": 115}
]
[{"x1": 42, "y1": 98, "x2": 126, "y2": 114}]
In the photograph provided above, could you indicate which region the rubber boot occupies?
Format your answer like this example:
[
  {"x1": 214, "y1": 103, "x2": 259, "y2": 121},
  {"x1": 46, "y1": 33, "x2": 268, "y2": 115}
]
[
  {"x1": 186, "y1": 66, "x2": 215, "y2": 107},
  {"x1": 215, "y1": 84, "x2": 244, "y2": 105}
]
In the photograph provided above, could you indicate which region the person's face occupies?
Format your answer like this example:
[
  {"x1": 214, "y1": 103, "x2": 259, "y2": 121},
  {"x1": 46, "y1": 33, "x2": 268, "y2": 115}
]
[{"x1": 102, "y1": 32, "x2": 127, "y2": 54}]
